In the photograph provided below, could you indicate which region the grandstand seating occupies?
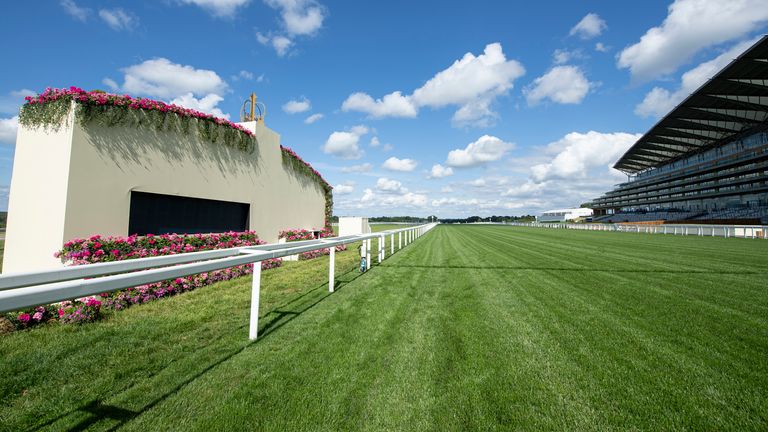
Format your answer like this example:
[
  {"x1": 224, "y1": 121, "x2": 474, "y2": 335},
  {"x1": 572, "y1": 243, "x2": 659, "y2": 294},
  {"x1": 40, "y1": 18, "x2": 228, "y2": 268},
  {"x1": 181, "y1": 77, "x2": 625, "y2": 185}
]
[
  {"x1": 593, "y1": 206, "x2": 768, "y2": 224},
  {"x1": 590, "y1": 36, "x2": 768, "y2": 222}
]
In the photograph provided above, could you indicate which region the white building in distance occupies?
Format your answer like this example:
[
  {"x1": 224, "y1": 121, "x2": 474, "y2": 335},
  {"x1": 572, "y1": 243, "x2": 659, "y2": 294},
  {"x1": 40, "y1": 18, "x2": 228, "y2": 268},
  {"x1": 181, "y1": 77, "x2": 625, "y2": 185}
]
[{"x1": 537, "y1": 208, "x2": 593, "y2": 223}]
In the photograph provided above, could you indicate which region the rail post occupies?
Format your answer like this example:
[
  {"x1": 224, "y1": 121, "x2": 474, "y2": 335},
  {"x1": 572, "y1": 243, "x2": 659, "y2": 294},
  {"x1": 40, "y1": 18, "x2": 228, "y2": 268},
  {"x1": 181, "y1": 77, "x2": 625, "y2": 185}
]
[
  {"x1": 399, "y1": 231, "x2": 402, "y2": 249},
  {"x1": 249, "y1": 263, "x2": 262, "y2": 340},
  {"x1": 366, "y1": 238, "x2": 371, "y2": 269},
  {"x1": 328, "y1": 246, "x2": 335, "y2": 293},
  {"x1": 391, "y1": 234, "x2": 394, "y2": 254}
]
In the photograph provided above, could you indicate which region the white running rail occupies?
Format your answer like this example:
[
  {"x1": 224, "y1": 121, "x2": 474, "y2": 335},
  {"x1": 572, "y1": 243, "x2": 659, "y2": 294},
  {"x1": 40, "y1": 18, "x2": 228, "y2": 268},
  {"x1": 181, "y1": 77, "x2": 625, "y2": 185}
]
[
  {"x1": 502, "y1": 222, "x2": 768, "y2": 239},
  {"x1": 0, "y1": 223, "x2": 438, "y2": 340}
]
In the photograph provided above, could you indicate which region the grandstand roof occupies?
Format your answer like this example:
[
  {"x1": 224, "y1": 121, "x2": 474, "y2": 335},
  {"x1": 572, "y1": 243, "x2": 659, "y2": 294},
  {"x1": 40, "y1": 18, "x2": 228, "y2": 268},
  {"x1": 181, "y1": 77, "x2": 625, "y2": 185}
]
[{"x1": 614, "y1": 35, "x2": 768, "y2": 174}]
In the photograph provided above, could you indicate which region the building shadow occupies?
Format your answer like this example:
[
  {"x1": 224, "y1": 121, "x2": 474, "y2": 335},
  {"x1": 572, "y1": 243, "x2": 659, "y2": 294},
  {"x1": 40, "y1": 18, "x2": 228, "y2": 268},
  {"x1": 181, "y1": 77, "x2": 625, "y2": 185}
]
[{"x1": 387, "y1": 264, "x2": 768, "y2": 274}]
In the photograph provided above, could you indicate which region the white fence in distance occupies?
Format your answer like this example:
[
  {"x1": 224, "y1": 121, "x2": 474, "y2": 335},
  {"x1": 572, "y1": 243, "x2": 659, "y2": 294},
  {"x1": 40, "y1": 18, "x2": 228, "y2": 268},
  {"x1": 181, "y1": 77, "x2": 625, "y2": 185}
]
[
  {"x1": 0, "y1": 223, "x2": 438, "y2": 340},
  {"x1": 503, "y1": 222, "x2": 768, "y2": 239}
]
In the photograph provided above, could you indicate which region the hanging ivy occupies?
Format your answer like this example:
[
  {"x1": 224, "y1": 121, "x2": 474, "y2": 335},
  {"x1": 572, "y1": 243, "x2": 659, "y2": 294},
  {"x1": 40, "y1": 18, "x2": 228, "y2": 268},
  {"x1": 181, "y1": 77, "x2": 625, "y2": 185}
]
[
  {"x1": 18, "y1": 87, "x2": 255, "y2": 152},
  {"x1": 281, "y1": 146, "x2": 334, "y2": 229}
]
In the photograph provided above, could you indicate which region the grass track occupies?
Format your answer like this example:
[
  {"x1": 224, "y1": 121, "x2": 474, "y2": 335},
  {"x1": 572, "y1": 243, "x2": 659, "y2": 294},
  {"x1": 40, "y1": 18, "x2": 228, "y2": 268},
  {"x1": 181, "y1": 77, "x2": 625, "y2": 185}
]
[{"x1": 1, "y1": 225, "x2": 767, "y2": 430}]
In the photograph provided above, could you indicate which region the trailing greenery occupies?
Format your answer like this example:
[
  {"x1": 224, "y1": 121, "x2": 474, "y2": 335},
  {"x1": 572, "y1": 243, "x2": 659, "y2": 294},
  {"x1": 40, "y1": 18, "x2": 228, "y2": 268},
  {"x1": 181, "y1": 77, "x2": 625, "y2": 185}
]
[
  {"x1": 18, "y1": 97, "x2": 72, "y2": 131},
  {"x1": 18, "y1": 87, "x2": 255, "y2": 152},
  {"x1": 280, "y1": 146, "x2": 333, "y2": 229}
]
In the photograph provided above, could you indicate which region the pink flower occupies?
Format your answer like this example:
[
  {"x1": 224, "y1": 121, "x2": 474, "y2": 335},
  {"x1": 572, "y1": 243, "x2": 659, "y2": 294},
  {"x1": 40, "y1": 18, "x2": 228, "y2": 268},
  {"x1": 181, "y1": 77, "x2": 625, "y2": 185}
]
[
  {"x1": 85, "y1": 298, "x2": 101, "y2": 307},
  {"x1": 18, "y1": 313, "x2": 30, "y2": 323}
]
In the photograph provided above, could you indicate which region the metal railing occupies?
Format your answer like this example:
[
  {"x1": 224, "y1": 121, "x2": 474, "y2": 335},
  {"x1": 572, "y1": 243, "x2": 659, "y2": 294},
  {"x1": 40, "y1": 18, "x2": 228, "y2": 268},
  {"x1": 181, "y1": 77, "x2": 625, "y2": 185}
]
[
  {"x1": 503, "y1": 222, "x2": 768, "y2": 239},
  {"x1": 0, "y1": 223, "x2": 438, "y2": 340}
]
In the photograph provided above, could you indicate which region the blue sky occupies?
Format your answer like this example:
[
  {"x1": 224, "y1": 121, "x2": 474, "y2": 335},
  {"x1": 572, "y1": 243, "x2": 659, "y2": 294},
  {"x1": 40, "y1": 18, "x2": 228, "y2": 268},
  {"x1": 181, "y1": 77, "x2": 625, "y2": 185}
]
[{"x1": 1, "y1": 0, "x2": 767, "y2": 217}]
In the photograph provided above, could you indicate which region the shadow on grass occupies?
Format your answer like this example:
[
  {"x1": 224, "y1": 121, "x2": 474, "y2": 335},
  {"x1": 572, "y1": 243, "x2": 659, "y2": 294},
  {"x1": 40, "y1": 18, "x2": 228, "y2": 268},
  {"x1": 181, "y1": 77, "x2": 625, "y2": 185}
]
[
  {"x1": 32, "y1": 265, "x2": 368, "y2": 432},
  {"x1": 388, "y1": 264, "x2": 768, "y2": 274}
]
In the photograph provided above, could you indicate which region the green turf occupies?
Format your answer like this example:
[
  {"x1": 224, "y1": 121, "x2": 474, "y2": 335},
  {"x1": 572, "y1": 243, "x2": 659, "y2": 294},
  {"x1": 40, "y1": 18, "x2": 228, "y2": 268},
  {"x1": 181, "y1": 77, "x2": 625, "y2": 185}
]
[{"x1": 1, "y1": 225, "x2": 767, "y2": 431}]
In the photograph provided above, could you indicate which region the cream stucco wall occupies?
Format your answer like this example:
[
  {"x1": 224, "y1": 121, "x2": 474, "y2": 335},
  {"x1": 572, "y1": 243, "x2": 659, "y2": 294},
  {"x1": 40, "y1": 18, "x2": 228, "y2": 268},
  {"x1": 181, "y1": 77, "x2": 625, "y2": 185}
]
[
  {"x1": 3, "y1": 110, "x2": 326, "y2": 273},
  {"x1": 4, "y1": 109, "x2": 76, "y2": 273}
]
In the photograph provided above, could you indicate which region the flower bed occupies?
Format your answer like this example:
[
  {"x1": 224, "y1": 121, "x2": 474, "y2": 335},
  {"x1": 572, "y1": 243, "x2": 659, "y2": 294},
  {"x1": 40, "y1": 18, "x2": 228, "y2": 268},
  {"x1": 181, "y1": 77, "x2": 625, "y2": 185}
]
[
  {"x1": 3, "y1": 299, "x2": 103, "y2": 331},
  {"x1": 57, "y1": 232, "x2": 282, "y2": 310},
  {"x1": 278, "y1": 228, "x2": 347, "y2": 260},
  {"x1": 2, "y1": 231, "x2": 281, "y2": 332}
]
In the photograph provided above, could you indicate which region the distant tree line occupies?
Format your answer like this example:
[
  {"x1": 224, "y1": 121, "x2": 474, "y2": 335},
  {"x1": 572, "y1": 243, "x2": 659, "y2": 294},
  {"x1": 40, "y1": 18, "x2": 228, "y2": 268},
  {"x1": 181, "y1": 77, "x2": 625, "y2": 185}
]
[
  {"x1": 330, "y1": 214, "x2": 536, "y2": 224},
  {"x1": 439, "y1": 215, "x2": 536, "y2": 224},
  {"x1": 330, "y1": 215, "x2": 434, "y2": 223}
]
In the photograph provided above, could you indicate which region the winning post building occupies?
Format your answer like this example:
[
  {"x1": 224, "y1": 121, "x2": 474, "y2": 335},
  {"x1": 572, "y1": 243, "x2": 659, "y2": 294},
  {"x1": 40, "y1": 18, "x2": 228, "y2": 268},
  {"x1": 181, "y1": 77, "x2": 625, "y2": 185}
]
[{"x1": 3, "y1": 89, "x2": 330, "y2": 273}]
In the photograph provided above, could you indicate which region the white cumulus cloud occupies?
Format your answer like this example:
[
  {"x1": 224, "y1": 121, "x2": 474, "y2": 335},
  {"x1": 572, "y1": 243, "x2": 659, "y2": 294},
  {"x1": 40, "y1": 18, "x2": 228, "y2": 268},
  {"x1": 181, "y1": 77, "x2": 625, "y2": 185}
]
[
  {"x1": 256, "y1": 0, "x2": 325, "y2": 57},
  {"x1": 410, "y1": 43, "x2": 524, "y2": 108},
  {"x1": 61, "y1": 0, "x2": 91, "y2": 21},
  {"x1": 530, "y1": 131, "x2": 641, "y2": 182},
  {"x1": 265, "y1": 0, "x2": 326, "y2": 36},
  {"x1": 552, "y1": 49, "x2": 583, "y2": 65},
  {"x1": 120, "y1": 58, "x2": 228, "y2": 100},
  {"x1": 617, "y1": 0, "x2": 768, "y2": 82},
  {"x1": 178, "y1": 0, "x2": 250, "y2": 17},
  {"x1": 322, "y1": 125, "x2": 369, "y2": 159},
  {"x1": 376, "y1": 177, "x2": 406, "y2": 193},
  {"x1": 570, "y1": 13, "x2": 606, "y2": 39},
  {"x1": 0, "y1": 116, "x2": 19, "y2": 145},
  {"x1": 341, "y1": 43, "x2": 525, "y2": 127},
  {"x1": 304, "y1": 113, "x2": 324, "y2": 124},
  {"x1": 170, "y1": 93, "x2": 228, "y2": 118},
  {"x1": 502, "y1": 180, "x2": 547, "y2": 197},
  {"x1": 446, "y1": 135, "x2": 514, "y2": 168},
  {"x1": 334, "y1": 181, "x2": 354, "y2": 195},
  {"x1": 360, "y1": 188, "x2": 427, "y2": 208},
  {"x1": 341, "y1": 91, "x2": 417, "y2": 118},
  {"x1": 98, "y1": 8, "x2": 137, "y2": 31},
  {"x1": 382, "y1": 157, "x2": 418, "y2": 172},
  {"x1": 635, "y1": 38, "x2": 758, "y2": 118},
  {"x1": 109, "y1": 58, "x2": 230, "y2": 117},
  {"x1": 282, "y1": 97, "x2": 311, "y2": 114},
  {"x1": 428, "y1": 164, "x2": 454, "y2": 179},
  {"x1": 341, "y1": 163, "x2": 372, "y2": 173},
  {"x1": 256, "y1": 33, "x2": 294, "y2": 57},
  {"x1": 237, "y1": 70, "x2": 254, "y2": 80},
  {"x1": 525, "y1": 65, "x2": 592, "y2": 105}
]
